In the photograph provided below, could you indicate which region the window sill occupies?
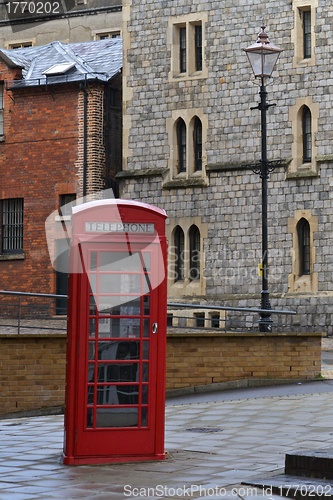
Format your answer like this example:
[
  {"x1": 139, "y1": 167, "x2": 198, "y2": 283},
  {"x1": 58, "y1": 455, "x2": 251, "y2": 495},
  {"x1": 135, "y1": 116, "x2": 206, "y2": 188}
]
[
  {"x1": 293, "y1": 57, "x2": 315, "y2": 68},
  {"x1": 0, "y1": 252, "x2": 25, "y2": 261},
  {"x1": 168, "y1": 69, "x2": 208, "y2": 82},
  {"x1": 286, "y1": 163, "x2": 319, "y2": 179},
  {"x1": 190, "y1": 170, "x2": 204, "y2": 177},
  {"x1": 287, "y1": 273, "x2": 318, "y2": 294}
]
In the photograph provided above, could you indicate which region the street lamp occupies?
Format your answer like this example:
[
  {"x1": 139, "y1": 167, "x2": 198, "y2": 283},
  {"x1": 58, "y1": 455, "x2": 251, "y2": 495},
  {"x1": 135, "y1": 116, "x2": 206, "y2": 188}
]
[{"x1": 244, "y1": 26, "x2": 283, "y2": 332}]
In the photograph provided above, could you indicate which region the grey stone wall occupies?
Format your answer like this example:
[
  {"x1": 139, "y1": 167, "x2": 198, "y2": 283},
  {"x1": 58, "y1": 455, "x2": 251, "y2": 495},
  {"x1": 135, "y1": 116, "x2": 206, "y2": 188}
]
[{"x1": 121, "y1": 0, "x2": 333, "y2": 335}]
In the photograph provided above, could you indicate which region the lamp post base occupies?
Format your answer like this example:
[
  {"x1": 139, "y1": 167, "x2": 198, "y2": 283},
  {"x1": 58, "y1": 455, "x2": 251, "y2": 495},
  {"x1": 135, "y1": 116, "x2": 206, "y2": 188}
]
[
  {"x1": 258, "y1": 316, "x2": 273, "y2": 332},
  {"x1": 259, "y1": 289, "x2": 273, "y2": 332}
]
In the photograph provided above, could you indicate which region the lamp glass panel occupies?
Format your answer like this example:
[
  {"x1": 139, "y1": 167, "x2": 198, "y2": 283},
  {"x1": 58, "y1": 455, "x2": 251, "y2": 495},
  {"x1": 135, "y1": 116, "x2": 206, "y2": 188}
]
[
  {"x1": 246, "y1": 51, "x2": 263, "y2": 77},
  {"x1": 262, "y1": 51, "x2": 280, "y2": 77},
  {"x1": 246, "y1": 49, "x2": 280, "y2": 78}
]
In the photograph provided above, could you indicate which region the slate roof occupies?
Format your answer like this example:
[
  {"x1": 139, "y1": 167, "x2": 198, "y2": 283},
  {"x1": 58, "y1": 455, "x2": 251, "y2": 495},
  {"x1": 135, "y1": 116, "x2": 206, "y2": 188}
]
[{"x1": 0, "y1": 38, "x2": 122, "y2": 88}]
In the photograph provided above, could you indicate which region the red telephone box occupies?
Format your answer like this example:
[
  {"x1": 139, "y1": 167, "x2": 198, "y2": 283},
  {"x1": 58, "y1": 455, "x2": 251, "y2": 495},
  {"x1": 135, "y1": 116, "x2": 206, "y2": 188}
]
[{"x1": 63, "y1": 199, "x2": 167, "y2": 465}]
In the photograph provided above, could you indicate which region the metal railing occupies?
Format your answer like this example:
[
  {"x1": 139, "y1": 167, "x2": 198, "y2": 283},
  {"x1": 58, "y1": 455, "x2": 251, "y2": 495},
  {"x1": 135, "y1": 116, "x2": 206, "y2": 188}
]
[
  {"x1": 167, "y1": 302, "x2": 297, "y2": 333},
  {"x1": 0, "y1": 290, "x2": 300, "y2": 335},
  {"x1": 0, "y1": 291, "x2": 67, "y2": 335}
]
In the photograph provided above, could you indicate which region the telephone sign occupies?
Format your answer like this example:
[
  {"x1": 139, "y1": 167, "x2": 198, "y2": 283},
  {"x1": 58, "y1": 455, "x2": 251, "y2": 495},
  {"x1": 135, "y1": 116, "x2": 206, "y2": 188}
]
[{"x1": 63, "y1": 199, "x2": 167, "y2": 465}]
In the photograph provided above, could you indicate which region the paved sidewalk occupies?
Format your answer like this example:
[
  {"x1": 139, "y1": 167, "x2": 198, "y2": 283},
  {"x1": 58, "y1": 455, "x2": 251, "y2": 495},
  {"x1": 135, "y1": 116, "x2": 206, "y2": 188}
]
[{"x1": 1, "y1": 387, "x2": 333, "y2": 499}]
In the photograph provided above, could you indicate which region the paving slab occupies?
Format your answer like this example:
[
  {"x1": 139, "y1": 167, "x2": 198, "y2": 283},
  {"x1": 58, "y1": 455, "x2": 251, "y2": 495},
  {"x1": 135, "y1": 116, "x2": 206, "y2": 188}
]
[{"x1": 0, "y1": 389, "x2": 333, "y2": 498}]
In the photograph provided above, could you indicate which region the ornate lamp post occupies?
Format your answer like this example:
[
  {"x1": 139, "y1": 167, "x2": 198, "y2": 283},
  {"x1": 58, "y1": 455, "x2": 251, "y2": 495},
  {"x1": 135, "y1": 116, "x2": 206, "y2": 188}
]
[{"x1": 244, "y1": 26, "x2": 283, "y2": 332}]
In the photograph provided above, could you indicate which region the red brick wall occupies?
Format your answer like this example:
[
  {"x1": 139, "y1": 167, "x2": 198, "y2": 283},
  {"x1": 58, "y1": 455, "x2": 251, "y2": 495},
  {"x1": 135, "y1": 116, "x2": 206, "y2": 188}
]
[
  {"x1": 0, "y1": 63, "x2": 80, "y2": 293},
  {"x1": 0, "y1": 63, "x2": 122, "y2": 295}
]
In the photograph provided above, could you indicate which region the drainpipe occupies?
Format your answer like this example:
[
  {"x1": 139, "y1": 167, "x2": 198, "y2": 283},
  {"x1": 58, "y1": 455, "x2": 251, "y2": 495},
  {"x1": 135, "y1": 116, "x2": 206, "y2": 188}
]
[{"x1": 80, "y1": 83, "x2": 88, "y2": 198}]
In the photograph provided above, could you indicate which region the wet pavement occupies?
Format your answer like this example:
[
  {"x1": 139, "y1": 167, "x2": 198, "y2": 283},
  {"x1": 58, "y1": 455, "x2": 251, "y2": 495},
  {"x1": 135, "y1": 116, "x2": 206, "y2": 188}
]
[{"x1": 0, "y1": 379, "x2": 333, "y2": 499}]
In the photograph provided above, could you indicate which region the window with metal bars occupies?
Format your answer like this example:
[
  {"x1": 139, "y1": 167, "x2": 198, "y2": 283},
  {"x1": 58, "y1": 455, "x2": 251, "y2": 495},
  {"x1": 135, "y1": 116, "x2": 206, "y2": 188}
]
[
  {"x1": 1, "y1": 198, "x2": 24, "y2": 253},
  {"x1": 302, "y1": 106, "x2": 312, "y2": 163},
  {"x1": 297, "y1": 218, "x2": 311, "y2": 276},
  {"x1": 303, "y1": 10, "x2": 311, "y2": 59}
]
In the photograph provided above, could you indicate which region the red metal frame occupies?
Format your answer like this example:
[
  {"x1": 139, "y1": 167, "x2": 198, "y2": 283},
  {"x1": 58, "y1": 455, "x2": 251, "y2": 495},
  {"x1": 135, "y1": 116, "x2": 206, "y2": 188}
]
[{"x1": 63, "y1": 200, "x2": 167, "y2": 465}]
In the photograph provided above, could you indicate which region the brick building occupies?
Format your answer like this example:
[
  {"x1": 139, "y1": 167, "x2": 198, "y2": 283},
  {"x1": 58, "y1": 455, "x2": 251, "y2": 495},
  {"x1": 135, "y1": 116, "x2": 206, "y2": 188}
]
[
  {"x1": 120, "y1": 0, "x2": 333, "y2": 334},
  {"x1": 0, "y1": 38, "x2": 122, "y2": 297}
]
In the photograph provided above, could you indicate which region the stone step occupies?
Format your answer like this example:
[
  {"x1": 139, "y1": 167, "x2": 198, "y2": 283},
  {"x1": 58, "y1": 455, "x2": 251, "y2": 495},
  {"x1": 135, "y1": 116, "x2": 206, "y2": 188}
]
[
  {"x1": 285, "y1": 449, "x2": 333, "y2": 480},
  {"x1": 243, "y1": 475, "x2": 333, "y2": 500}
]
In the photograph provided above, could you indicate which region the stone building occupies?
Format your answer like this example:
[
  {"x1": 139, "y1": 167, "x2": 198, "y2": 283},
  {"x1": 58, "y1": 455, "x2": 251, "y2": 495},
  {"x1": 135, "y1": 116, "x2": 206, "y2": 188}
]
[
  {"x1": 120, "y1": 0, "x2": 333, "y2": 334},
  {"x1": 0, "y1": 0, "x2": 122, "y2": 48},
  {"x1": 0, "y1": 38, "x2": 122, "y2": 298}
]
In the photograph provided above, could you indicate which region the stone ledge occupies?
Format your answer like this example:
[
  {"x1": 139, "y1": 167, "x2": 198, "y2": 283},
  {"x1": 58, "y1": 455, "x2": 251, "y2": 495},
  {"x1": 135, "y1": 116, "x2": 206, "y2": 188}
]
[
  {"x1": 116, "y1": 167, "x2": 169, "y2": 179},
  {"x1": 0, "y1": 333, "x2": 66, "y2": 338},
  {"x1": 163, "y1": 177, "x2": 209, "y2": 189},
  {"x1": 207, "y1": 158, "x2": 291, "y2": 173},
  {"x1": 0, "y1": 253, "x2": 25, "y2": 261},
  {"x1": 317, "y1": 154, "x2": 333, "y2": 163},
  {"x1": 167, "y1": 330, "x2": 323, "y2": 338},
  {"x1": 286, "y1": 169, "x2": 320, "y2": 179}
]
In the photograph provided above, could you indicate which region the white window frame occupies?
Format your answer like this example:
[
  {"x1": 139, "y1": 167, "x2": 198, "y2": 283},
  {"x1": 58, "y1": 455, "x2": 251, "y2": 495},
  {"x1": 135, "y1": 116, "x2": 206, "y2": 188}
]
[
  {"x1": 5, "y1": 40, "x2": 34, "y2": 50},
  {"x1": 93, "y1": 29, "x2": 121, "y2": 41}
]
